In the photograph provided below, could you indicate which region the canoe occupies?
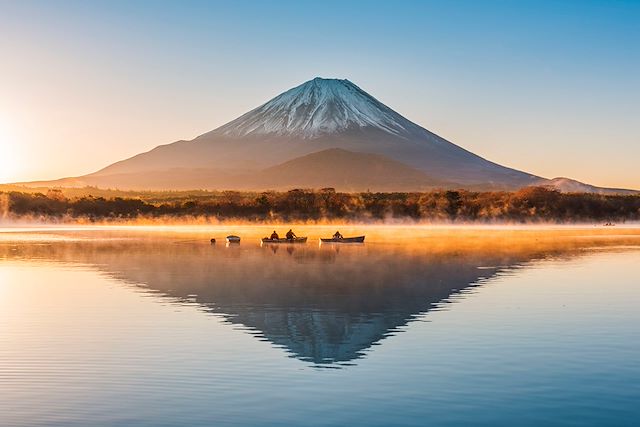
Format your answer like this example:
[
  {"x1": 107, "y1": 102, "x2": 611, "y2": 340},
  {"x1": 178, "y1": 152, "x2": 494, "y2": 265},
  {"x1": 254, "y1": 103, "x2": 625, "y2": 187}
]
[
  {"x1": 226, "y1": 235, "x2": 241, "y2": 243},
  {"x1": 261, "y1": 237, "x2": 308, "y2": 244},
  {"x1": 320, "y1": 236, "x2": 365, "y2": 243}
]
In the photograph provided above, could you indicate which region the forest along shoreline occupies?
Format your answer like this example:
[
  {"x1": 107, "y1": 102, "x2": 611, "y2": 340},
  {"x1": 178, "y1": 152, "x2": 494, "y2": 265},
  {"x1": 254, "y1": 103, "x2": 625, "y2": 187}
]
[{"x1": 1, "y1": 186, "x2": 639, "y2": 224}]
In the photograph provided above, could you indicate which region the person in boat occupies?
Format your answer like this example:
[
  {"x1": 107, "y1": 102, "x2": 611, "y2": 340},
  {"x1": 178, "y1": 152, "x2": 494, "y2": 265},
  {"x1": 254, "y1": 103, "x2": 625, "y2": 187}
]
[
  {"x1": 270, "y1": 230, "x2": 279, "y2": 240},
  {"x1": 285, "y1": 229, "x2": 297, "y2": 240},
  {"x1": 333, "y1": 231, "x2": 343, "y2": 240}
]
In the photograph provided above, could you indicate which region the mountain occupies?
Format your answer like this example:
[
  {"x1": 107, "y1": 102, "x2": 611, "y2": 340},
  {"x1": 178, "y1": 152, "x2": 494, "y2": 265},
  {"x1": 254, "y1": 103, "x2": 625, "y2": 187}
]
[
  {"x1": 66, "y1": 77, "x2": 541, "y2": 190},
  {"x1": 535, "y1": 177, "x2": 638, "y2": 195},
  {"x1": 17, "y1": 77, "x2": 634, "y2": 193}
]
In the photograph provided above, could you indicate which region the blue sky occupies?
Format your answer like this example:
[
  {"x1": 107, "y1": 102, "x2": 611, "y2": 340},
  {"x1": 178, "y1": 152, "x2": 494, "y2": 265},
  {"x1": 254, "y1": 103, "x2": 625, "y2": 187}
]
[{"x1": 1, "y1": 0, "x2": 639, "y2": 187}]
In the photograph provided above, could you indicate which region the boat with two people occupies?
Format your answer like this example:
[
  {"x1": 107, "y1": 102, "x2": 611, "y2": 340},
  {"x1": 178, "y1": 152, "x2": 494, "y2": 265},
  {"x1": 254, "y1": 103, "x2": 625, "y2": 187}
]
[
  {"x1": 261, "y1": 237, "x2": 308, "y2": 244},
  {"x1": 261, "y1": 229, "x2": 308, "y2": 244}
]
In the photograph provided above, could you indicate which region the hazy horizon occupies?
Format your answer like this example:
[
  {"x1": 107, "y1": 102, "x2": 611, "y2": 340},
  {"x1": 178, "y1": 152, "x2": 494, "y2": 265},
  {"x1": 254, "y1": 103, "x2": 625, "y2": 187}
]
[{"x1": 1, "y1": 1, "x2": 639, "y2": 189}]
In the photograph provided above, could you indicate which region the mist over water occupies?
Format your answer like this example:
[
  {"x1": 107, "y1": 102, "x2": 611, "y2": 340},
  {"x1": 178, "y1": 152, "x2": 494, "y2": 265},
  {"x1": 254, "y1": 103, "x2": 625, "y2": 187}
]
[{"x1": 1, "y1": 227, "x2": 639, "y2": 426}]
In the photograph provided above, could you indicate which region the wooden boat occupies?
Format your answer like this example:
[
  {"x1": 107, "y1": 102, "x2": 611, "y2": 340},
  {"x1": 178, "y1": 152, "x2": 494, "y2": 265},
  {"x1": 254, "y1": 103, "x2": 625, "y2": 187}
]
[
  {"x1": 261, "y1": 237, "x2": 308, "y2": 244},
  {"x1": 320, "y1": 236, "x2": 365, "y2": 243},
  {"x1": 226, "y1": 235, "x2": 241, "y2": 243}
]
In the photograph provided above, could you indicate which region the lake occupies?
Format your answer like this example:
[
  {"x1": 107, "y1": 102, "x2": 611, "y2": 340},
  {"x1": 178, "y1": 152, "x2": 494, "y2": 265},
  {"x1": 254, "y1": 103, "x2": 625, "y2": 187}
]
[{"x1": 1, "y1": 225, "x2": 639, "y2": 426}]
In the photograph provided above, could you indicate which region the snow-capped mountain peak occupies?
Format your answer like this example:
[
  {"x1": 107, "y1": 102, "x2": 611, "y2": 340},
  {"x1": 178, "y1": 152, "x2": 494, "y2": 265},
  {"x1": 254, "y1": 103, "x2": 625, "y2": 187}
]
[{"x1": 209, "y1": 77, "x2": 423, "y2": 139}]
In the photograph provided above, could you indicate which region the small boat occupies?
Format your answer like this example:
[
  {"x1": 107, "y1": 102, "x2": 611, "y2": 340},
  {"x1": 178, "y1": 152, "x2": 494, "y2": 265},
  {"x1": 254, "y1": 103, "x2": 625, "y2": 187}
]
[
  {"x1": 226, "y1": 235, "x2": 241, "y2": 243},
  {"x1": 320, "y1": 236, "x2": 365, "y2": 243},
  {"x1": 261, "y1": 237, "x2": 308, "y2": 244}
]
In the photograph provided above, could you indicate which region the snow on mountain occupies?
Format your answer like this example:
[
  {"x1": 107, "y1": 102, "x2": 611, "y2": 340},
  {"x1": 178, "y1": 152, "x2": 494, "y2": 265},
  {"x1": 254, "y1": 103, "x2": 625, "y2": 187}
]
[{"x1": 207, "y1": 77, "x2": 427, "y2": 139}]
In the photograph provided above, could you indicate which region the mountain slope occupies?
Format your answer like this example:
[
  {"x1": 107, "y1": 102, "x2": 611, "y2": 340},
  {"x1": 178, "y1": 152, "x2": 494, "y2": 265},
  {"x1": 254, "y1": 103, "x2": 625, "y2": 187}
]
[
  {"x1": 22, "y1": 149, "x2": 456, "y2": 191},
  {"x1": 87, "y1": 77, "x2": 542, "y2": 188}
]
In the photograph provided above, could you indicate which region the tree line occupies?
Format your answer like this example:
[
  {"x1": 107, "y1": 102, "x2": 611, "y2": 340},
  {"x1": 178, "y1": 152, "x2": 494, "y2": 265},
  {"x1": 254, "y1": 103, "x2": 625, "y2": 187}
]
[{"x1": 1, "y1": 187, "x2": 639, "y2": 223}]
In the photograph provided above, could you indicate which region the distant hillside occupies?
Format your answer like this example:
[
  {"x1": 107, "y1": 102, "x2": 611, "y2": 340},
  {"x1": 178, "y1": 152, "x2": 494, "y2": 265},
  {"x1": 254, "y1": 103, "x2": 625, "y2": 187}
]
[
  {"x1": 252, "y1": 148, "x2": 455, "y2": 191},
  {"x1": 536, "y1": 177, "x2": 638, "y2": 195}
]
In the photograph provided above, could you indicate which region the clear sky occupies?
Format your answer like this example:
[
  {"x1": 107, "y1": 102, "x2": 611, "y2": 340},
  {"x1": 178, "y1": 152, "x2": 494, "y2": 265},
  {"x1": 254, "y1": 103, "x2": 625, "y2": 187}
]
[{"x1": 1, "y1": 0, "x2": 639, "y2": 188}]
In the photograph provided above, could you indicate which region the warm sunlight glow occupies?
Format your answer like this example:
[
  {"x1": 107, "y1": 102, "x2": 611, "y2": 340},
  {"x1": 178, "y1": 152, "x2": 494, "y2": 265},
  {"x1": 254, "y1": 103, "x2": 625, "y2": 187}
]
[{"x1": 0, "y1": 120, "x2": 21, "y2": 183}]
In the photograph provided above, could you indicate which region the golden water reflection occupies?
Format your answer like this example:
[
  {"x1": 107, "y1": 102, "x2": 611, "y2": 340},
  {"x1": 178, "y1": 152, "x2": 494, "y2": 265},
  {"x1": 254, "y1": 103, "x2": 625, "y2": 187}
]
[{"x1": 1, "y1": 226, "x2": 639, "y2": 365}]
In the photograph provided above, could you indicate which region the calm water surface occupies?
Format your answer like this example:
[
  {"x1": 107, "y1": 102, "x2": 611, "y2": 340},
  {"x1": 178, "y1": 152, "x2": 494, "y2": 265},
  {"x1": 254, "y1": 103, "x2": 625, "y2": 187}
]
[{"x1": 1, "y1": 226, "x2": 639, "y2": 426}]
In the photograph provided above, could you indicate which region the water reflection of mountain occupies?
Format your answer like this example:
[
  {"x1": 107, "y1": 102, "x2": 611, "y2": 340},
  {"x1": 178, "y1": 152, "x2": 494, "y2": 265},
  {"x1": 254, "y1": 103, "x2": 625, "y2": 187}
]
[{"x1": 0, "y1": 235, "x2": 624, "y2": 365}]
